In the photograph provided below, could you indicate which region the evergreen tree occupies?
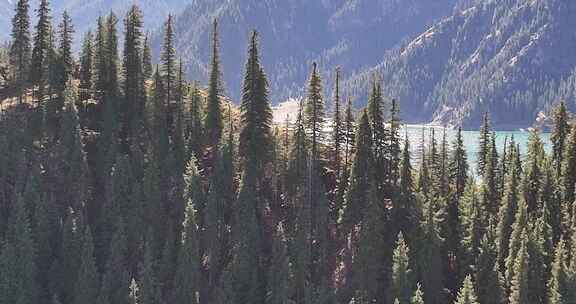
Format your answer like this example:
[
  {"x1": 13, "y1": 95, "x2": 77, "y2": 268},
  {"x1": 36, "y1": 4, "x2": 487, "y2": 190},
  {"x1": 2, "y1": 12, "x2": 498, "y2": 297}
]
[
  {"x1": 332, "y1": 67, "x2": 344, "y2": 178},
  {"x1": 57, "y1": 10, "x2": 74, "y2": 89},
  {"x1": 344, "y1": 96, "x2": 356, "y2": 169},
  {"x1": 388, "y1": 99, "x2": 402, "y2": 185},
  {"x1": 142, "y1": 34, "x2": 153, "y2": 79},
  {"x1": 79, "y1": 30, "x2": 93, "y2": 91},
  {"x1": 161, "y1": 14, "x2": 177, "y2": 108},
  {"x1": 459, "y1": 182, "x2": 484, "y2": 275},
  {"x1": 505, "y1": 200, "x2": 528, "y2": 285},
  {"x1": 239, "y1": 31, "x2": 273, "y2": 177},
  {"x1": 367, "y1": 77, "x2": 386, "y2": 186},
  {"x1": 101, "y1": 218, "x2": 130, "y2": 304},
  {"x1": 509, "y1": 239, "x2": 530, "y2": 304},
  {"x1": 496, "y1": 151, "x2": 521, "y2": 271},
  {"x1": 204, "y1": 19, "x2": 224, "y2": 148},
  {"x1": 399, "y1": 132, "x2": 414, "y2": 200},
  {"x1": 340, "y1": 110, "x2": 373, "y2": 230},
  {"x1": 523, "y1": 129, "x2": 543, "y2": 214},
  {"x1": 417, "y1": 199, "x2": 445, "y2": 304},
  {"x1": 74, "y1": 227, "x2": 99, "y2": 304},
  {"x1": 562, "y1": 124, "x2": 576, "y2": 205},
  {"x1": 0, "y1": 196, "x2": 38, "y2": 304},
  {"x1": 122, "y1": 4, "x2": 144, "y2": 152},
  {"x1": 354, "y1": 182, "x2": 387, "y2": 301},
  {"x1": 139, "y1": 239, "x2": 161, "y2": 304},
  {"x1": 450, "y1": 127, "x2": 468, "y2": 199},
  {"x1": 187, "y1": 83, "x2": 204, "y2": 160},
  {"x1": 305, "y1": 62, "x2": 325, "y2": 165},
  {"x1": 9, "y1": 0, "x2": 31, "y2": 101},
  {"x1": 30, "y1": 0, "x2": 52, "y2": 99},
  {"x1": 475, "y1": 234, "x2": 505, "y2": 304},
  {"x1": 267, "y1": 223, "x2": 290, "y2": 304},
  {"x1": 173, "y1": 201, "x2": 200, "y2": 304},
  {"x1": 548, "y1": 239, "x2": 568, "y2": 304},
  {"x1": 551, "y1": 101, "x2": 570, "y2": 178},
  {"x1": 477, "y1": 112, "x2": 491, "y2": 176},
  {"x1": 455, "y1": 275, "x2": 479, "y2": 304},
  {"x1": 391, "y1": 232, "x2": 413, "y2": 304}
]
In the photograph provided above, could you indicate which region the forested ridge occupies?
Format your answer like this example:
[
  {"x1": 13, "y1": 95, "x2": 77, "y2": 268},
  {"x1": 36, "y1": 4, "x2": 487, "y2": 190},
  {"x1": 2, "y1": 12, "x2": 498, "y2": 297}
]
[{"x1": 1, "y1": 1, "x2": 576, "y2": 304}]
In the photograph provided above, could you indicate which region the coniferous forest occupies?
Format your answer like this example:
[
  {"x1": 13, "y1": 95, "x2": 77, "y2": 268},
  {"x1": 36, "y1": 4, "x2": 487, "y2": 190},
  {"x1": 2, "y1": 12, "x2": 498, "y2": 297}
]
[{"x1": 1, "y1": 1, "x2": 576, "y2": 304}]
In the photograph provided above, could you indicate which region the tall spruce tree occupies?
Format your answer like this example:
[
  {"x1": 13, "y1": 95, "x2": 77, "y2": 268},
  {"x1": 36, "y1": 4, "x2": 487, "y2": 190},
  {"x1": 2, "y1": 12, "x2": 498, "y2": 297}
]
[
  {"x1": 477, "y1": 112, "x2": 491, "y2": 176},
  {"x1": 30, "y1": 0, "x2": 52, "y2": 100},
  {"x1": 340, "y1": 110, "x2": 373, "y2": 229},
  {"x1": 204, "y1": 19, "x2": 224, "y2": 148},
  {"x1": 122, "y1": 4, "x2": 144, "y2": 152},
  {"x1": 239, "y1": 31, "x2": 273, "y2": 177},
  {"x1": 551, "y1": 101, "x2": 570, "y2": 178},
  {"x1": 388, "y1": 99, "x2": 402, "y2": 185},
  {"x1": 305, "y1": 62, "x2": 325, "y2": 165},
  {"x1": 10, "y1": 0, "x2": 31, "y2": 101},
  {"x1": 142, "y1": 34, "x2": 153, "y2": 79},
  {"x1": 332, "y1": 67, "x2": 344, "y2": 178},
  {"x1": 367, "y1": 76, "x2": 386, "y2": 187},
  {"x1": 57, "y1": 10, "x2": 74, "y2": 90},
  {"x1": 79, "y1": 30, "x2": 93, "y2": 91},
  {"x1": 450, "y1": 127, "x2": 468, "y2": 199}
]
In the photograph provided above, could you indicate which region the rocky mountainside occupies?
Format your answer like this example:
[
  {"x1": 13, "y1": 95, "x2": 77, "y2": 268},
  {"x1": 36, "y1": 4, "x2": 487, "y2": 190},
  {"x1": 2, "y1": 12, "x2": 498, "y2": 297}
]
[
  {"x1": 347, "y1": 0, "x2": 576, "y2": 128},
  {"x1": 160, "y1": 0, "x2": 465, "y2": 104}
]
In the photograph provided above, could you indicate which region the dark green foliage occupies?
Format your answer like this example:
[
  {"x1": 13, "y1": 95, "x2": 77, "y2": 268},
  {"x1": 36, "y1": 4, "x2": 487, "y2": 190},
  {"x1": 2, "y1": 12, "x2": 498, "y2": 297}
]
[
  {"x1": 142, "y1": 34, "x2": 153, "y2": 79},
  {"x1": 56, "y1": 10, "x2": 74, "y2": 90},
  {"x1": 30, "y1": 0, "x2": 52, "y2": 89},
  {"x1": 475, "y1": 235, "x2": 505, "y2": 304},
  {"x1": 562, "y1": 124, "x2": 576, "y2": 205},
  {"x1": 239, "y1": 31, "x2": 273, "y2": 176},
  {"x1": 450, "y1": 127, "x2": 468, "y2": 199},
  {"x1": 340, "y1": 110, "x2": 372, "y2": 229},
  {"x1": 267, "y1": 224, "x2": 290, "y2": 304},
  {"x1": 74, "y1": 227, "x2": 99, "y2": 304},
  {"x1": 2, "y1": 4, "x2": 576, "y2": 304},
  {"x1": 204, "y1": 19, "x2": 224, "y2": 148},
  {"x1": 173, "y1": 202, "x2": 200, "y2": 304},
  {"x1": 305, "y1": 62, "x2": 325, "y2": 165},
  {"x1": 331, "y1": 67, "x2": 344, "y2": 178},
  {"x1": 551, "y1": 102, "x2": 570, "y2": 178},
  {"x1": 10, "y1": 0, "x2": 31, "y2": 98},
  {"x1": 508, "y1": 239, "x2": 530, "y2": 304},
  {"x1": 416, "y1": 199, "x2": 445, "y2": 304},
  {"x1": 122, "y1": 5, "x2": 144, "y2": 153},
  {"x1": 477, "y1": 113, "x2": 491, "y2": 176},
  {"x1": 0, "y1": 196, "x2": 38, "y2": 304},
  {"x1": 79, "y1": 31, "x2": 93, "y2": 90}
]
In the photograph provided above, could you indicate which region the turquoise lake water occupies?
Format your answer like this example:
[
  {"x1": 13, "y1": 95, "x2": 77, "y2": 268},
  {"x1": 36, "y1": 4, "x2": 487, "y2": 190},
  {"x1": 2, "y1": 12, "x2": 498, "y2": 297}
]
[{"x1": 403, "y1": 125, "x2": 551, "y2": 175}]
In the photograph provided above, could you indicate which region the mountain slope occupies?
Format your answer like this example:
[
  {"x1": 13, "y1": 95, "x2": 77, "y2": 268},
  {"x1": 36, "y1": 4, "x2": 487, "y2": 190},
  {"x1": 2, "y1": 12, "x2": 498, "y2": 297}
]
[
  {"x1": 350, "y1": 0, "x2": 576, "y2": 128},
  {"x1": 163, "y1": 0, "x2": 464, "y2": 103}
]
